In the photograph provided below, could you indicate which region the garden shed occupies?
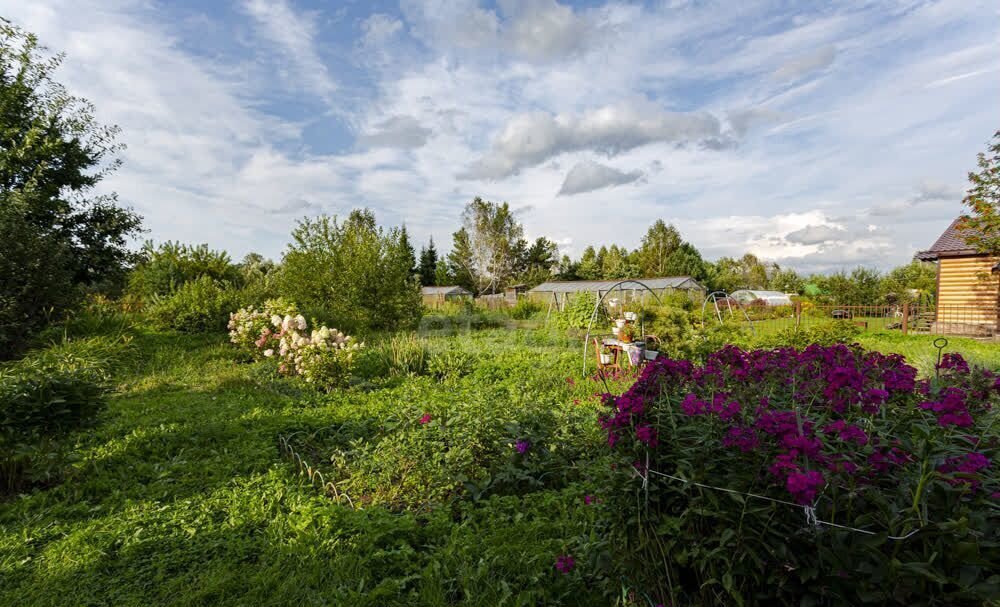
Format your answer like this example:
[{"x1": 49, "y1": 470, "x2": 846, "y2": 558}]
[
  {"x1": 915, "y1": 216, "x2": 999, "y2": 335},
  {"x1": 421, "y1": 285, "x2": 472, "y2": 307},
  {"x1": 528, "y1": 276, "x2": 705, "y2": 311},
  {"x1": 730, "y1": 289, "x2": 794, "y2": 307}
]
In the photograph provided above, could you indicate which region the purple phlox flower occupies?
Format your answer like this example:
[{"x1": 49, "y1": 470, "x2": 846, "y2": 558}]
[
  {"x1": 822, "y1": 420, "x2": 868, "y2": 445},
  {"x1": 722, "y1": 425, "x2": 759, "y2": 452},
  {"x1": 555, "y1": 554, "x2": 575, "y2": 574},
  {"x1": 583, "y1": 495, "x2": 594, "y2": 505},
  {"x1": 515, "y1": 439, "x2": 531, "y2": 454},
  {"x1": 635, "y1": 424, "x2": 659, "y2": 448},
  {"x1": 937, "y1": 352, "x2": 970, "y2": 375},
  {"x1": 418, "y1": 413, "x2": 432, "y2": 425},
  {"x1": 681, "y1": 393, "x2": 708, "y2": 416},
  {"x1": 786, "y1": 470, "x2": 825, "y2": 505}
]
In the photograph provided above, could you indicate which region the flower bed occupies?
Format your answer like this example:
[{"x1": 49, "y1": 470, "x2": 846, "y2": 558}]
[{"x1": 601, "y1": 344, "x2": 999, "y2": 605}]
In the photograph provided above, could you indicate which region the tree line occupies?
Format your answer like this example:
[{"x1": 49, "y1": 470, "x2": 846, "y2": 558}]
[{"x1": 417, "y1": 198, "x2": 938, "y2": 307}]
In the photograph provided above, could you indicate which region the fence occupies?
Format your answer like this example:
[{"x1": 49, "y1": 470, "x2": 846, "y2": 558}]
[{"x1": 732, "y1": 303, "x2": 998, "y2": 338}]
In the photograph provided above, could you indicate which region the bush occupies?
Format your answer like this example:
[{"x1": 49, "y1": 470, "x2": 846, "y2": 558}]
[
  {"x1": 510, "y1": 298, "x2": 543, "y2": 320},
  {"x1": 600, "y1": 346, "x2": 999, "y2": 605},
  {"x1": 0, "y1": 336, "x2": 128, "y2": 490},
  {"x1": 146, "y1": 276, "x2": 240, "y2": 332},
  {"x1": 127, "y1": 241, "x2": 238, "y2": 301},
  {"x1": 278, "y1": 210, "x2": 422, "y2": 333},
  {"x1": 755, "y1": 320, "x2": 862, "y2": 349}
]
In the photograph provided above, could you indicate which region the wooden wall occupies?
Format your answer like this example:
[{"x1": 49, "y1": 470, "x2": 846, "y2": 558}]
[{"x1": 936, "y1": 255, "x2": 999, "y2": 324}]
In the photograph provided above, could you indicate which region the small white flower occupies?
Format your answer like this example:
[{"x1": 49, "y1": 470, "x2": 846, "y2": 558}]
[{"x1": 263, "y1": 349, "x2": 274, "y2": 357}]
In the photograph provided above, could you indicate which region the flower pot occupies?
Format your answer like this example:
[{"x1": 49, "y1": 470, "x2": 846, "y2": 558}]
[
  {"x1": 615, "y1": 319, "x2": 627, "y2": 328},
  {"x1": 624, "y1": 312, "x2": 637, "y2": 322},
  {"x1": 600, "y1": 353, "x2": 612, "y2": 365},
  {"x1": 644, "y1": 349, "x2": 659, "y2": 361}
]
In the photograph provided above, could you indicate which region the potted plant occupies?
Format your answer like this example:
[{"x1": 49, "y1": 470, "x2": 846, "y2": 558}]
[
  {"x1": 600, "y1": 348, "x2": 613, "y2": 365},
  {"x1": 619, "y1": 323, "x2": 638, "y2": 343},
  {"x1": 644, "y1": 348, "x2": 659, "y2": 361},
  {"x1": 624, "y1": 311, "x2": 638, "y2": 322},
  {"x1": 615, "y1": 318, "x2": 627, "y2": 329}
]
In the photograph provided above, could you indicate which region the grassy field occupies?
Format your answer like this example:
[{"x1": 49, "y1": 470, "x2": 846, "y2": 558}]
[
  {"x1": 1, "y1": 324, "x2": 997, "y2": 605},
  {"x1": 0, "y1": 328, "x2": 619, "y2": 606}
]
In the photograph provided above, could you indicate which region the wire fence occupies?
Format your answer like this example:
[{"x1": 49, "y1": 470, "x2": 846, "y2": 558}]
[{"x1": 738, "y1": 303, "x2": 998, "y2": 337}]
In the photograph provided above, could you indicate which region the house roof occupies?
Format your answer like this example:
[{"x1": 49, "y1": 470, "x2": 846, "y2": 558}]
[
  {"x1": 915, "y1": 217, "x2": 981, "y2": 261},
  {"x1": 421, "y1": 285, "x2": 472, "y2": 296},
  {"x1": 528, "y1": 276, "x2": 704, "y2": 294}
]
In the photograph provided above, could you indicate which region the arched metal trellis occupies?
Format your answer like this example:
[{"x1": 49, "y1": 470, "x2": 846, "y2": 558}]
[
  {"x1": 581, "y1": 280, "x2": 663, "y2": 377},
  {"x1": 701, "y1": 290, "x2": 756, "y2": 336}
]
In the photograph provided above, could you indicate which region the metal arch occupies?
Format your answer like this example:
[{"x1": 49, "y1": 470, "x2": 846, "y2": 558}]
[
  {"x1": 700, "y1": 291, "x2": 756, "y2": 336},
  {"x1": 582, "y1": 280, "x2": 663, "y2": 377}
]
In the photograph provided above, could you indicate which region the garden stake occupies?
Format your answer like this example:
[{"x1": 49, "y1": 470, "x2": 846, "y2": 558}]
[{"x1": 933, "y1": 337, "x2": 948, "y2": 379}]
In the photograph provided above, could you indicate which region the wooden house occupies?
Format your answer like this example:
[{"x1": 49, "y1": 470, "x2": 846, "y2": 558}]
[
  {"x1": 421, "y1": 285, "x2": 472, "y2": 308},
  {"x1": 915, "y1": 217, "x2": 999, "y2": 336}
]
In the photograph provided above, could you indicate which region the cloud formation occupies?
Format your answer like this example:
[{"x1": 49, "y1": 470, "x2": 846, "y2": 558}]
[
  {"x1": 462, "y1": 101, "x2": 722, "y2": 179},
  {"x1": 358, "y1": 116, "x2": 431, "y2": 149},
  {"x1": 558, "y1": 160, "x2": 643, "y2": 195}
]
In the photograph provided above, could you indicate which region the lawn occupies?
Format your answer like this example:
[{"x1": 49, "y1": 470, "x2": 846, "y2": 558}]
[
  {"x1": 1, "y1": 324, "x2": 997, "y2": 605},
  {"x1": 0, "y1": 328, "x2": 615, "y2": 606}
]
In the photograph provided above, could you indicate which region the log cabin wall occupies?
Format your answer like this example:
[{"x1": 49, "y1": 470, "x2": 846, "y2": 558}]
[{"x1": 936, "y1": 254, "x2": 999, "y2": 326}]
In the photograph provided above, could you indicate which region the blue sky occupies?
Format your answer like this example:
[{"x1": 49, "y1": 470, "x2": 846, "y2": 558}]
[{"x1": 3, "y1": 0, "x2": 998, "y2": 272}]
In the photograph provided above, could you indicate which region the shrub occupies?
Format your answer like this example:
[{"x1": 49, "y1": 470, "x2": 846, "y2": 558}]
[
  {"x1": 288, "y1": 328, "x2": 362, "y2": 391},
  {"x1": 755, "y1": 320, "x2": 862, "y2": 349},
  {"x1": 510, "y1": 298, "x2": 543, "y2": 320},
  {"x1": 227, "y1": 298, "x2": 300, "y2": 358},
  {"x1": 146, "y1": 276, "x2": 240, "y2": 332},
  {"x1": 278, "y1": 210, "x2": 422, "y2": 333},
  {"x1": 127, "y1": 241, "x2": 238, "y2": 301},
  {"x1": 0, "y1": 336, "x2": 128, "y2": 490},
  {"x1": 600, "y1": 345, "x2": 999, "y2": 605}
]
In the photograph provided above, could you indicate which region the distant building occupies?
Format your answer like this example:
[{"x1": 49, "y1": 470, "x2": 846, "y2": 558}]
[
  {"x1": 421, "y1": 285, "x2": 473, "y2": 307},
  {"x1": 730, "y1": 289, "x2": 794, "y2": 307},
  {"x1": 915, "y1": 217, "x2": 998, "y2": 336},
  {"x1": 527, "y1": 277, "x2": 706, "y2": 310}
]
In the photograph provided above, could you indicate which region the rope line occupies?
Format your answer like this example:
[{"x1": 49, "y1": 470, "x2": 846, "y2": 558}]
[{"x1": 638, "y1": 467, "x2": 923, "y2": 541}]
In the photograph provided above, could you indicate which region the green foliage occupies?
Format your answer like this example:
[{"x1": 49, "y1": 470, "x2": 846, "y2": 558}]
[
  {"x1": 753, "y1": 320, "x2": 863, "y2": 349},
  {"x1": 418, "y1": 237, "x2": 439, "y2": 286},
  {"x1": 365, "y1": 333, "x2": 429, "y2": 377},
  {"x1": 960, "y1": 129, "x2": 1000, "y2": 254},
  {"x1": 278, "y1": 210, "x2": 422, "y2": 333},
  {"x1": 461, "y1": 197, "x2": 525, "y2": 294},
  {"x1": 427, "y1": 349, "x2": 478, "y2": 380},
  {"x1": 551, "y1": 292, "x2": 597, "y2": 329},
  {"x1": 127, "y1": 241, "x2": 238, "y2": 301},
  {"x1": 0, "y1": 335, "x2": 127, "y2": 490},
  {"x1": 637, "y1": 220, "x2": 708, "y2": 281},
  {"x1": 146, "y1": 276, "x2": 240, "y2": 332},
  {"x1": 0, "y1": 21, "x2": 142, "y2": 358},
  {"x1": 509, "y1": 297, "x2": 543, "y2": 320}
]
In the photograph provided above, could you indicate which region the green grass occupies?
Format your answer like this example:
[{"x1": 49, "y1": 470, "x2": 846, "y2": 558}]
[
  {"x1": 0, "y1": 329, "x2": 612, "y2": 606},
  {"x1": 2, "y1": 325, "x2": 996, "y2": 605}
]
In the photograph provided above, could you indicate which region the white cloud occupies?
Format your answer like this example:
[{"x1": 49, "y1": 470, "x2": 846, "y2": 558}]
[
  {"x1": 784, "y1": 224, "x2": 848, "y2": 245},
  {"x1": 361, "y1": 13, "x2": 403, "y2": 45},
  {"x1": 558, "y1": 160, "x2": 643, "y2": 196},
  {"x1": 242, "y1": 0, "x2": 336, "y2": 101},
  {"x1": 500, "y1": 0, "x2": 594, "y2": 61},
  {"x1": 773, "y1": 45, "x2": 837, "y2": 81},
  {"x1": 462, "y1": 100, "x2": 722, "y2": 179},
  {"x1": 357, "y1": 116, "x2": 431, "y2": 149}
]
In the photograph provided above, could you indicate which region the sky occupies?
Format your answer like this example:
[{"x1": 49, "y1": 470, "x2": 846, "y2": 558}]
[{"x1": 2, "y1": 0, "x2": 998, "y2": 273}]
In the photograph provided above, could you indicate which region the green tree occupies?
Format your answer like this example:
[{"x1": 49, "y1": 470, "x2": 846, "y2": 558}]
[
  {"x1": 959, "y1": 130, "x2": 1000, "y2": 254},
  {"x1": 461, "y1": 197, "x2": 524, "y2": 293},
  {"x1": 709, "y1": 253, "x2": 772, "y2": 292},
  {"x1": 447, "y1": 227, "x2": 477, "y2": 294},
  {"x1": 517, "y1": 237, "x2": 558, "y2": 287},
  {"x1": 638, "y1": 220, "x2": 682, "y2": 276},
  {"x1": 554, "y1": 254, "x2": 579, "y2": 281},
  {"x1": 278, "y1": 209, "x2": 421, "y2": 332},
  {"x1": 127, "y1": 241, "x2": 238, "y2": 299},
  {"x1": 881, "y1": 261, "x2": 937, "y2": 304},
  {"x1": 0, "y1": 21, "x2": 143, "y2": 357},
  {"x1": 602, "y1": 244, "x2": 639, "y2": 279},
  {"x1": 576, "y1": 246, "x2": 600, "y2": 279},
  {"x1": 433, "y1": 258, "x2": 451, "y2": 287},
  {"x1": 768, "y1": 267, "x2": 803, "y2": 294},
  {"x1": 418, "y1": 237, "x2": 438, "y2": 286}
]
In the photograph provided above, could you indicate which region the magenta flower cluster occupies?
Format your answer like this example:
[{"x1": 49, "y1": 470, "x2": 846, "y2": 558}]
[{"x1": 601, "y1": 344, "x2": 997, "y2": 505}]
